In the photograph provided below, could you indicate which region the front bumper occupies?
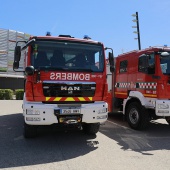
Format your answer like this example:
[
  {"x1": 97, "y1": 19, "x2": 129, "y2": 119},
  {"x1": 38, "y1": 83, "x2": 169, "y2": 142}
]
[{"x1": 23, "y1": 101, "x2": 108, "y2": 125}]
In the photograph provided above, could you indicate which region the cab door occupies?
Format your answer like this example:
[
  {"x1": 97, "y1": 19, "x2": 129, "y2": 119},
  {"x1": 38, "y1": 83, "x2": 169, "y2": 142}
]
[{"x1": 136, "y1": 53, "x2": 157, "y2": 98}]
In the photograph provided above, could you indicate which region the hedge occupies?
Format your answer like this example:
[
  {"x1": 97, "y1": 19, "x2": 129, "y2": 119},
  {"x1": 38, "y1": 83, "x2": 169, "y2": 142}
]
[
  {"x1": 0, "y1": 89, "x2": 24, "y2": 100},
  {"x1": 0, "y1": 89, "x2": 13, "y2": 100},
  {"x1": 15, "y1": 89, "x2": 24, "y2": 100}
]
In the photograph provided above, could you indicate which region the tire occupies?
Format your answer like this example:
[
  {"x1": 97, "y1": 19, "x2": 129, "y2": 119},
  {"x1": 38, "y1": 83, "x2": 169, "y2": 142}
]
[
  {"x1": 24, "y1": 122, "x2": 37, "y2": 138},
  {"x1": 126, "y1": 102, "x2": 149, "y2": 130},
  {"x1": 82, "y1": 123, "x2": 100, "y2": 135}
]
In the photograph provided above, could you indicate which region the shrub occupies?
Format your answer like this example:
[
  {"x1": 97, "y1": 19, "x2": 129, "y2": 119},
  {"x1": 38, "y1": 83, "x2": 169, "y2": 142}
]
[
  {"x1": 15, "y1": 89, "x2": 24, "y2": 100},
  {"x1": 0, "y1": 89, "x2": 5, "y2": 100},
  {"x1": 0, "y1": 89, "x2": 13, "y2": 100},
  {"x1": 4, "y1": 89, "x2": 13, "y2": 99}
]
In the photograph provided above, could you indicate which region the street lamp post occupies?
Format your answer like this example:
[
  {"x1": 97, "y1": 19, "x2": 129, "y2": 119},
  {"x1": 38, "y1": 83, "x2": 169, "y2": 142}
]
[{"x1": 132, "y1": 12, "x2": 141, "y2": 50}]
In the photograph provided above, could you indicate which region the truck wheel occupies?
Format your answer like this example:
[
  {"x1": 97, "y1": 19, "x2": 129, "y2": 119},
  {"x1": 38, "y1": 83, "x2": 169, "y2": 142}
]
[
  {"x1": 82, "y1": 123, "x2": 100, "y2": 135},
  {"x1": 126, "y1": 102, "x2": 149, "y2": 130},
  {"x1": 24, "y1": 122, "x2": 37, "y2": 138}
]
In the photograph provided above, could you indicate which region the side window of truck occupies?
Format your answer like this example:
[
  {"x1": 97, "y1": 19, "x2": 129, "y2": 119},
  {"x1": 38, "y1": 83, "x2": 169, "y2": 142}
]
[
  {"x1": 138, "y1": 55, "x2": 148, "y2": 73},
  {"x1": 138, "y1": 54, "x2": 155, "y2": 74},
  {"x1": 119, "y1": 60, "x2": 128, "y2": 73}
]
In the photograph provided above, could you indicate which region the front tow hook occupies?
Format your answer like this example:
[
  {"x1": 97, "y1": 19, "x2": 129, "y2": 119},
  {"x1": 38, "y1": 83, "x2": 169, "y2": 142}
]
[{"x1": 65, "y1": 120, "x2": 78, "y2": 124}]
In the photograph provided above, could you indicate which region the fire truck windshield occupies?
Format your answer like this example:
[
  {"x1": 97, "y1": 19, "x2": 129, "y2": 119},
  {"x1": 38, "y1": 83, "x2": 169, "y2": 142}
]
[
  {"x1": 30, "y1": 40, "x2": 104, "y2": 72},
  {"x1": 160, "y1": 51, "x2": 170, "y2": 75}
]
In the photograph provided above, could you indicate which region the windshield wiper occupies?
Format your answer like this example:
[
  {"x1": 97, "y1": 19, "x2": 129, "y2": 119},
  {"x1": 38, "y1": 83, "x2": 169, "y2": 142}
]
[
  {"x1": 163, "y1": 73, "x2": 170, "y2": 75},
  {"x1": 35, "y1": 66, "x2": 67, "y2": 71},
  {"x1": 35, "y1": 66, "x2": 94, "y2": 72}
]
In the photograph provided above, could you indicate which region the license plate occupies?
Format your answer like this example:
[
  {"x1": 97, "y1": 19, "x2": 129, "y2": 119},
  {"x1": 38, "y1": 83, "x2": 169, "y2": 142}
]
[{"x1": 61, "y1": 109, "x2": 81, "y2": 114}]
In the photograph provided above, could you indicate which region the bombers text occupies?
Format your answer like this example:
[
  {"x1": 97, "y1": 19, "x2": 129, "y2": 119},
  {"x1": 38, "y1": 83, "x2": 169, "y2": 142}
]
[{"x1": 50, "y1": 72, "x2": 90, "y2": 81}]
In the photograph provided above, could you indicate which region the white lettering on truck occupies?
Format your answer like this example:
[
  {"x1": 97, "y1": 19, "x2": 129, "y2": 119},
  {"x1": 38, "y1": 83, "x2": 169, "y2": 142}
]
[{"x1": 50, "y1": 73, "x2": 90, "y2": 81}]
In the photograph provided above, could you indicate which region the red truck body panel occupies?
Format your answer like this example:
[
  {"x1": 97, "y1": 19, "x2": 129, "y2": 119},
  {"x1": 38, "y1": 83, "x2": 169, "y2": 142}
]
[
  {"x1": 24, "y1": 36, "x2": 108, "y2": 103},
  {"x1": 113, "y1": 47, "x2": 170, "y2": 101}
]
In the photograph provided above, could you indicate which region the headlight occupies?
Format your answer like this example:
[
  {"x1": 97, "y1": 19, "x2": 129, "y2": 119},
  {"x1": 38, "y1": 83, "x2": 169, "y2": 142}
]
[
  {"x1": 98, "y1": 108, "x2": 107, "y2": 114},
  {"x1": 26, "y1": 117, "x2": 41, "y2": 121},
  {"x1": 158, "y1": 104, "x2": 169, "y2": 109},
  {"x1": 97, "y1": 115, "x2": 108, "y2": 119},
  {"x1": 26, "y1": 109, "x2": 40, "y2": 115}
]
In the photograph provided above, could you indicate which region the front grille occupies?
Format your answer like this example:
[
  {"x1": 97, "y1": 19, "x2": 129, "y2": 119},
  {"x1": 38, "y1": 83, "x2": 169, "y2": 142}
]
[{"x1": 43, "y1": 81, "x2": 96, "y2": 97}]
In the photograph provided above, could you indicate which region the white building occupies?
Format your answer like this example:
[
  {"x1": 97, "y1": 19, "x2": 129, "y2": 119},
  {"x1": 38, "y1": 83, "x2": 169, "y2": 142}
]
[{"x1": 0, "y1": 28, "x2": 30, "y2": 90}]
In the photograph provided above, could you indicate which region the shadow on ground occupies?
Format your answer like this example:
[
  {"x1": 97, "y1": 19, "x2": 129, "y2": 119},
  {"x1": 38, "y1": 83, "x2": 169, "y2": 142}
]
[
  {"x1": 0, "y1": 113, "x2": 97, "y2": 169},
  {"x1": 100, "y1": 112, "x2": 170, "y2": 155}
]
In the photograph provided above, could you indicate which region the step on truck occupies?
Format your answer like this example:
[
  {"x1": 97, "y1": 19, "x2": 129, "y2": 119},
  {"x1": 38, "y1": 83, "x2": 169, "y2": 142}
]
[
  {"x1": 107, "y1": 46, "x2": 170, "y2": 130},
  {"x1": 13, "y1": 34, "x2": 109, "y2": 138}
]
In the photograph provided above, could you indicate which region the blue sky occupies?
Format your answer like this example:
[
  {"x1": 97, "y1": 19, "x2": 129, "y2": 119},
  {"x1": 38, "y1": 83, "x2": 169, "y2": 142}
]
[{"x1": 1, "y1": 0, "x2": 170, "y2": 56}]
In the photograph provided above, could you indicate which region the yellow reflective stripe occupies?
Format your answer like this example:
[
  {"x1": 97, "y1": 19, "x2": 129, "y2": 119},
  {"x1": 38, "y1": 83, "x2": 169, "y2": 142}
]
[
  {"x1": 115, "y1": 92, "x2": 127, "y2": 95},
  {"x1": 143, "y1": 94, "x2": 157, "y2": 98},
  {"x1": 46, "y1": 97, "x2": 51, "y2": 101},
  {"x1": 78, "y1": 97, "x2": 85, "y2": 101},
  {"x1": 54, "y1": 97, "x2": 62, "y2": 101},
  {"x1": 46, "y1": 97, "x2": 93, "y2": 101},
  {"x1": 65, "y1": 97, "x2": 75, "y2": 101},
  {"x1": 88, "y1": 97, "x2": 92, "y2": 101}
]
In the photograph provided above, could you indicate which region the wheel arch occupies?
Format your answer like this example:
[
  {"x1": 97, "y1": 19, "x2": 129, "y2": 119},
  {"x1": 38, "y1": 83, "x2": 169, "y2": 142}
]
[
  {"x1": 123, "y1": 91, "x2": 146, "y2": 115},
  {"x1": 124, "y1": 97, "x2": 141, "y2": 116}
]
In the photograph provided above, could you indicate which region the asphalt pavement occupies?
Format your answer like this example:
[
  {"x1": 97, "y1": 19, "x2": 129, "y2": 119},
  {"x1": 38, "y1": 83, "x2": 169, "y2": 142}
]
[{"x1": 0, "y1": 100, "x2": 170, "y2": 170}]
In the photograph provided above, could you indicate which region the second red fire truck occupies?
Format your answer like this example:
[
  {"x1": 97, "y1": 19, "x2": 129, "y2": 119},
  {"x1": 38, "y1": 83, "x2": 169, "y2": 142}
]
[{"x1": 108, "y1": 46, "x2": 170, "y2": 130}]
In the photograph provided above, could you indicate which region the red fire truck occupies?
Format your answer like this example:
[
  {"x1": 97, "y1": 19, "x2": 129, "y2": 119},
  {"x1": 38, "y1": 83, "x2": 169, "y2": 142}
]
[
  {"x1": 108, "y1": 46, "x2": 170, "y2": 130},
  {"x1": 13, "y1": 34, "x2": 109, "y2": 138}
]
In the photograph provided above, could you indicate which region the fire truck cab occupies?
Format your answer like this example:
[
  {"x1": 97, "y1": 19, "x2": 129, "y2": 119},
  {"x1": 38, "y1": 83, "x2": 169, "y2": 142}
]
[
  {"x1": 108, "y1": 46, "x2": 170, "y2": 130},
  {"x1": 13, "y1": 34, "x2": 109, "y2": 138}
]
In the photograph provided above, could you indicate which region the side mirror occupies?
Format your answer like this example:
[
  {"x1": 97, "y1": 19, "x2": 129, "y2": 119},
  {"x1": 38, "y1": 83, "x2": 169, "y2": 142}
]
[
  {"x1": 14, "y1": 46, "x2": 21, "y2": 62},
  {"x1": 108, "y1": 52, "x2": 114, "y2": 72},
  {"x1": 25, "y1": 66, "x2": 35, "y2": 76},
  {"x1": 13, "y1": 61, "x2": 19, "y2": 69},
  {"x1": 13, "y1": 46, "x2": 21, "y2": 70},
  {"x1": 110, "y1": 66, "x2": 114, "y2": 72}
]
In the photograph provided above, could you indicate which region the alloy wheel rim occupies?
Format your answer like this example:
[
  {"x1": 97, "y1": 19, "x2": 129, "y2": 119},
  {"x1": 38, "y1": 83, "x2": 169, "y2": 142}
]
[{"x1": 129, "y1": 108, "x2": 139, "y2": 124}]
